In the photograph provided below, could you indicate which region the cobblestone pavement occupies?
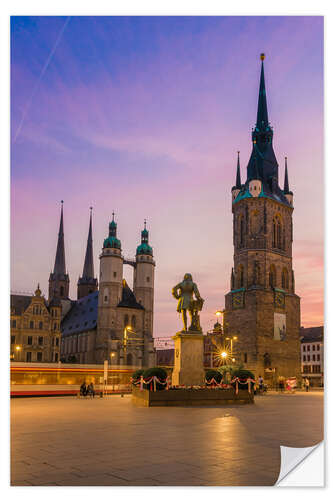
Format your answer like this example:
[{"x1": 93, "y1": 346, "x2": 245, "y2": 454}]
[{"x1": 11, "y1": 392, "x2": 323, "y2": 486}]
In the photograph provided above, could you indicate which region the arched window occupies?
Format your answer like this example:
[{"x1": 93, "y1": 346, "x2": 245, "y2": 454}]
[
  {"x1": 239, "y1": 216, "x2": 244, "y2": 247},
  {"x1": 60, "y1": 286, "x2": 64, "y2": 297},
  {"x1": 273, "y1": 215, "x2": 283, "y2": 250},
  {"x1": 269, "y1": 264, "x2": 276, "y2": 288},
  {"x1": 39, "y1": 321, "x2": 43, "y2": 330},
  {"x1": 254, "y1": 261, "x2": 260, "y2": 285},
  {"x1": 282, "y1": 268, "x2": 289, "y2": 290},
  {"x1": 124, "y1": 314, "x2": 129, "y2": 328},
  {"x1": 29, "y1": 321, "x2": 34, "y2": 329},
  {"x1": 131, "y1": 315, "x2": 136, "y2": 329},
  {"x1": 238, "y1": 265, "x2": 244, "y2": 288}
]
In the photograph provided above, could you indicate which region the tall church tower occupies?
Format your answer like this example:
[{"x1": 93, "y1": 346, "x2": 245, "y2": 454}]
[
  {"x1": 49, "y1": 201, "x2": 70, "y2": 301},
  {"x1": 133, "y1": 221, "x2": 156, "y2": 366},
  {"x1": 224, "y1": 54, "x2": 301, "y2": 381},
  {"x1": 77, "y1": 207, "x2": 98, "y2": 299},
  {"x1": 96, "y1": 213, "x2": 124, "y2": 362}
]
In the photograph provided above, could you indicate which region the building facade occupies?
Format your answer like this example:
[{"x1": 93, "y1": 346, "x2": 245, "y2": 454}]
[
  {"x1": 223, "y1": 54, "x2": 301, "y2": 382},
  {"x1": 11, "y1": 203, "x2": 156, "y2": 367},
  {"x1": 10, "y1": 285, "x2": 61, "y2": 363},
  {"x1": 300, "y1": 326, "x2": 324, "y2": 387}
]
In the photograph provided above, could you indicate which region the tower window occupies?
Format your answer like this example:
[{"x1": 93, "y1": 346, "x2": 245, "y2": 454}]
[
  {"x1": 269, "y1": 265, "x2": 276, "y2": 288},
  {"x1": 244, "y1": 352, "x2": 248, "y2": 363},
  {"x1": 132, "y1": 315, "x2": 136, "y2": 328},
  {"x1": 124, "y1": 315, "x2": 129, "y2": 328},
  {"x1": 60, "y1": 286, "x2": 64, "y2": 297},
  {"x1": 146, "y1": 276, "x2": 150, "y2": 283},
  {"x1": 113, "y1": 272, "x2": 117, "y2": 278},
  {"x1": 282, "y1": 268, "x2": 289, "y2": 290}
]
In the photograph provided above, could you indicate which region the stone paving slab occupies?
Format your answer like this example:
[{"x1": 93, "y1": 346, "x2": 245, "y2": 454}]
[{"x1": 10, "y1": 392, "x2": 323, "y2": 487}]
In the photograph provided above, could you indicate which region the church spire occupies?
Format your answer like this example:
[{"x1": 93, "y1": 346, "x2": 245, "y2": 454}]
[
  {"x1": 82, "y1": 207, "x2": 94, "y2": 279},
  {"x1": 53, "y1": 200, "x2": 66, "y2": 275},
  {"x1": 256, "y1": 53, "x2": 269, "y2": 130},
  {"x1": 236, "y1": 151, "x2": 241, "y2": 188},
  {"x1": 49, "y1": 201, "x2": 70, "y2": 301},
  {"x1": 77, "y1": 207, "x2": 98, "y2": 299},
  {"x1": 284, "y1": 157, "x2": 290, "y2": 193}
]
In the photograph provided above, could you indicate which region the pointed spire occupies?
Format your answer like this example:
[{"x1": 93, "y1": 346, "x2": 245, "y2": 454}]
[
  {"x1": 53, "y1": 201, "x2": 66, "y2": 275},
  {"x1": 236, "y1": 151, "x2": 241, "y2": 188},
  {"x1": 254, "y1": 152, "x2": 260, "y2": 180},
  {"x1": 256, "y1": 53, "x2": 269, "y2": 130},
  {"x1": 284, "y1": 157, "x2": 290, "y2": 193},
  {"x1": 82, "y1": 207, "x2": 95, "y2": 279}
]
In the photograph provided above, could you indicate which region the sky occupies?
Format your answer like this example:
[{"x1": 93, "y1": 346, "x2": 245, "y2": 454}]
[{"x1": 10, "y1": 16, "x2": 324, "y2": 335}]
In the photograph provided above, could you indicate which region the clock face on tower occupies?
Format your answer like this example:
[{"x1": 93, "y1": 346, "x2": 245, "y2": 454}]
[
  {"x1": 232, "y1": 292, "x2": 244, "y2": 309},
  {"x1": 274, "y1": 291, "x2": 285, "y2": 308}
]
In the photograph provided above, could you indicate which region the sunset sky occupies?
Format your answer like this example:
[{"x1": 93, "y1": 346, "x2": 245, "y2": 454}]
[{"x1": 11, "y1": 16, "x2": 324, "y2": 335}]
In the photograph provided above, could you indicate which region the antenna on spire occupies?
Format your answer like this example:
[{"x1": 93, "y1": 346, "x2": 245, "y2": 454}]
[
  {"x1": 144, "y1": 219, "x2": 147, "y2": 229},
  {"x1": 112, "y1": 211, "x2": 115, "y2": 221},
  {"x1": 260, "y1": 53, "x2": 265, "y2": 61}
]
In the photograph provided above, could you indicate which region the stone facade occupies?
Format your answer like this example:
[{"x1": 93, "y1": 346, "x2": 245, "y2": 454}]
[
  {"x1": 223, "y1": 55, "x2": 301, "y2": 382},
  {"x1": 10, "y1": 286, "x2": 61, "y2": 363}
]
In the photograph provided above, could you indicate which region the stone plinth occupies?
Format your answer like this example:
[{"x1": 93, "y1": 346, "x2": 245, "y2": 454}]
[
  {"x1": 132, "y1": 387, "x2": 254, "y2": 407},
  {"x1": 171, "y1": 332, "x2": 205, "y2": 387}
]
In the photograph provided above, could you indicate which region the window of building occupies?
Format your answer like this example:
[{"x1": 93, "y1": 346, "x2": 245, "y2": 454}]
[
  {"x1": 29, "y1": 321, "x2": 34, "y2": 329},
  {"x1": 39, "y1": 321, "x2": 43, "y2": 330},
  {"x1": 146, "y1": 276, "x2": 150, "y2": 283},
  {"x1": 113, "y1": 272, "x2": 117, "y2": 278},
  {"x1": 11, "y1": 335, "x2": 15, "y2": 344},
  {"x1": 281, "y1": 268, "x2": 289, "y2": 290},
  {"x1": 307, "y1": 345, "x2": 310, "y2": 351},
  {"x1": 303, "y1": 355, "x2": 306, "y2": 362},
  {"x1": 124, "y1": 315, "x2": 129, "y2": 328},
  {"x1": 38, "y1": 336, "x2": 43, "y2": 346},
  {"x1": 55, "y1": 353, "x2": 59, "y2": 362},
  {"x1": 317, "y1": 354, "x2": 320, "y2": 361},
  {"x1": 27, "y1": 336, "x2": 32, "y2": 345},
  {"x1": 313, "y1": 365, "x2": 321, "y2": 374},
  {"x1": 307, "y1": 355, "x2": 310, "y2": 361},
  {"x1": 53, "y1": 323, "x2": 57, "y2": 330},
  {"x1": 11, "y1": 319, "x2": 17, "y2": 328},
  {"x1": 37, "y1": 352, "x2": 42, "y2": 362},
  {"x1": 312, "y1": 345, "x2": 315, "y2": 351},
  {"x1": 26, "y1": 352, "x2": 32, "y2": 362},
  {"x1": 131, "y1": 315, "x2": 136, "y2": 328},
  {"x1": 60, "y1": 286, "x2": 64, "y2": 297},
  {"x1": 303, "y1": 365, "x2": 311, "y2": 374},
  {"x1": 303, "y1": 345, "x2": 306, "y2": 352},
  {"x1": 317, "y1": 344, "x2": 320, "y2": 351},
  {"x1": 244, "y1": 352, "x2": 248, "y2": 363},
  {"x1": 312, "y1": 355, "x2": 316, "y2": 361},
  {"x1": 56, "y1": 337, "x2": 59, "y2": 347},
  {"x1": 269, "y1": 264, "x2": 276, "y2": 288}
]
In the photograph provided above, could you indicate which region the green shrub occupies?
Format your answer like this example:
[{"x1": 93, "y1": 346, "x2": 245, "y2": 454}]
[
  {"x1": 142, "y1": 367, "x2": 167, "y2": 390},
  {"x1": 205, "y1": 369, "x2": 222, "y2": 384},
  {"x1": 231, "y1": 369, "x2": 255, "y2": 391}
]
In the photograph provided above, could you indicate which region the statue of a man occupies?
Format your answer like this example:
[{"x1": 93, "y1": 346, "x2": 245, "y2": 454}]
[{"x1": 172, "y1": 273, "x2": 204, "y2": 332}]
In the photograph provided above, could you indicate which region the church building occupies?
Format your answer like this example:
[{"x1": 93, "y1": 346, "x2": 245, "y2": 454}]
[
  {"x1": 223, "y1": 54, "x2": 301, "y2": 382},
  {"x1": 10, "y1": 202, "x2": 156, "y2": 367}
]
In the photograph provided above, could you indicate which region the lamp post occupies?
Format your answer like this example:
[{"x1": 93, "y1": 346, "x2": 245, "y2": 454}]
[{"x1": 15, "y1": 345, "x2": 22, "y2": 362}]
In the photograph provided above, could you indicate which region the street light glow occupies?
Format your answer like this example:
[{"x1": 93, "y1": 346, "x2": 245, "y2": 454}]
[
  {"x1": 215, "y1": 310, "x2": 223, "y2": 317},
  {"x1": 221, "y1": 351, "x2": 227, "y2": 358},
  {"x1": 15, "y1": 345, "x2": 21, "y2": 351}
]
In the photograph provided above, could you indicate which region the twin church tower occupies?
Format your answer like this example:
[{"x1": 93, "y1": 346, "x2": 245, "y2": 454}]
[{"x1": 49, "y1": 204, "x2": 155, "y2": 366}]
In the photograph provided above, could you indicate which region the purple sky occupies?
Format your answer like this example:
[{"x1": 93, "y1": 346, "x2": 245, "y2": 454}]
[{"x1": 11, "y1": 16, "x2": 324, "y2": 335}]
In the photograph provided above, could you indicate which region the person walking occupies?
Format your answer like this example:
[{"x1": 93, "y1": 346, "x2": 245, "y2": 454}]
[
  {"x1": 305, "y1": 377, "x2": 310, "y2": 392},
  {"x1": 258, "y1": 375, "x2": 264, "y2": 394}
]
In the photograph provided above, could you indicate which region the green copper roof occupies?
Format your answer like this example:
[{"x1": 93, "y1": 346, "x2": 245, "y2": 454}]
[
  {"x1": 136, "y1": 242, "x2": 153, "y2": 256},
  {"x1": 103, "y1": 236, "x2": 121, "y2": 249}
]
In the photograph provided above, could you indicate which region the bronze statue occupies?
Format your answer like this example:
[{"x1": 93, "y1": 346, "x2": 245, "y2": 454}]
[{"x1": 172, "y1": 273, "x2": 204, "y2": 332}]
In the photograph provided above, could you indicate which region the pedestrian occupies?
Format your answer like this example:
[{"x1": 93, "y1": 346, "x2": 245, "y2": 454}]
[
  {"x1": 278, "y1": 377, "x2": 285, "y2": 393},
  {"x1": 305, "y1": 377, "x2": 310, "y2": 392},
  {"x1": 87, "y1": 382, "x2": 95, "y2": 398},
  {"x1": 258, "y1": 375, "x2": 264, "y2": 394}
]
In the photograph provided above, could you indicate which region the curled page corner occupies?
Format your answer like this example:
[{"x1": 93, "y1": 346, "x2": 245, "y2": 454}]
[{"x1": 276, "y1": 442, "x2": 324, "y2": 486}]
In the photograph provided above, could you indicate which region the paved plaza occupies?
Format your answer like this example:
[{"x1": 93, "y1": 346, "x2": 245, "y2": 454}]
[{"x1": 11, "y1": 392, "x2": 323, "y2": 487}]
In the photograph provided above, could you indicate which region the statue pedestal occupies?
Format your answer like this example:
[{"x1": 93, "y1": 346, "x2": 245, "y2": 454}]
[{"x1": 171, "y1": 332, "x2": 205, "y2": 387}]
